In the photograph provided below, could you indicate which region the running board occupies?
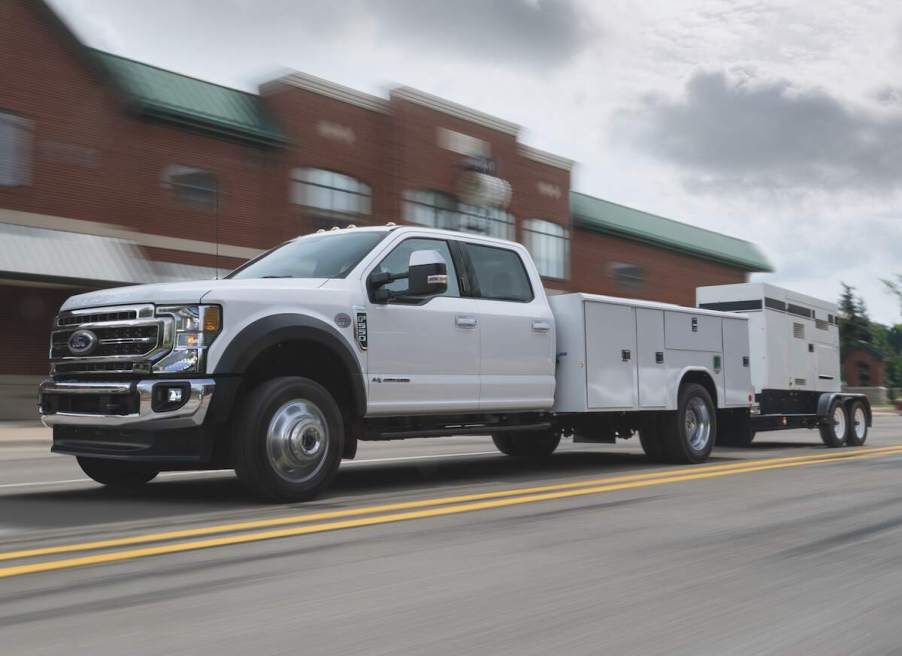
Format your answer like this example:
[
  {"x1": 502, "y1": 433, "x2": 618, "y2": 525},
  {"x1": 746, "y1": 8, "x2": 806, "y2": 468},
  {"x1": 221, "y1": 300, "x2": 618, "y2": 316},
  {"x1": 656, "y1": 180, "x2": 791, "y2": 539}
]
[{"x1": 372, "y1": 422, "x2": 553, "y2": 441}]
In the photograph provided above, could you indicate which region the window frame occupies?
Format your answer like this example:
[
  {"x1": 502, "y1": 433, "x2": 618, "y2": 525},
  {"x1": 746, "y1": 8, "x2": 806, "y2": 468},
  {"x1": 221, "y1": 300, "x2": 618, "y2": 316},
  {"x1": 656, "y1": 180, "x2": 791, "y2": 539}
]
[
  {"x1": 522, "y1": 218, "x2": 570, "y2": 280},
  {"x1": 460, "y1": 242, "x2": 535, "y2": 303},
  {"x1": 0, "y1": 110, "x2": 33, "y2": 188},
  {"x1": 366, "y1": 236, "x2": 468, "y2": 305},
  {"x1": 291, "y1": 167, "x2": 372, "y2": 216},
  {"x1": 162, "y1": 164, "x2": 219, "y2": 209}
]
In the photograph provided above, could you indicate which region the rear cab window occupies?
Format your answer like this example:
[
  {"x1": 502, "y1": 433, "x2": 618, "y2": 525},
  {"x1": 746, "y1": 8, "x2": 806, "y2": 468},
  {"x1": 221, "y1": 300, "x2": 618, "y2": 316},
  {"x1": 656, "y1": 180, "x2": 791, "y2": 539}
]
[{"x1": 463, "y1": 243, "x2": 533, "y2": 302}]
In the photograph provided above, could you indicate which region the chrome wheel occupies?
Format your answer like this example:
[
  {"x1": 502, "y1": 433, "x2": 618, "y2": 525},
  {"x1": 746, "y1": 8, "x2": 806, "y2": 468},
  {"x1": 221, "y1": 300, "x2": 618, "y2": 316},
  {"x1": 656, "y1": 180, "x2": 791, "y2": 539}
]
[
  {"x1": 853, "y1": 406, "x2": 866, "y2": 440},
  {"x1": 266, "y1": 399, "x2": 330, "y2": 483},
  {"x1": 685, "y1": 396, "x2": 712, "y2": 452},
  {"x1": 832, "y1": 405, "x2": 847, "y2": 441}
]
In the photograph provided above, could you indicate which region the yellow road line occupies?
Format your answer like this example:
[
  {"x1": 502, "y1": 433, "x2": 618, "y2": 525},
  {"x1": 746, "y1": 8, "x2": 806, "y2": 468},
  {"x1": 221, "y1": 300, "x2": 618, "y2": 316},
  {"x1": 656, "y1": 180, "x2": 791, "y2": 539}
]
[
  {"x1": 2, "y1": 445, "x2": 901, "y2": 563},
  {"x1": 1, "y1": 445, "x2": 900, "y2": 579}
]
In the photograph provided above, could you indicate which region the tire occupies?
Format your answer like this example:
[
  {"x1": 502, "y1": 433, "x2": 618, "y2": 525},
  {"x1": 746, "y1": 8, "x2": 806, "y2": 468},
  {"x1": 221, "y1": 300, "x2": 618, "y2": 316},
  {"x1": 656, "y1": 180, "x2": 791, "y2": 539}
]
[
  {"x1": 492, "y1": 430, "x2": 561, "y2": 458},
  {"x1": 77, "y1": 457, "x2": 158, "y2": 488},
  {"x1": 232, "y1": 376, "x2": 344, "y2": 502},
  {"x1": 639, "y1": 419, "x2": 670, "y2": 462},
  {"x1": 819, "y1": 399, "x2": 848, "y2": 448},
  {"x1": 845, "y1": 400, "x2": 868, "y2": 447},
  {"x1": 660, "y1": 383, "x2": 717, "y2": 464},
  {"x1": 717, "y1": 411, "x2": 756, "y2": 448}
]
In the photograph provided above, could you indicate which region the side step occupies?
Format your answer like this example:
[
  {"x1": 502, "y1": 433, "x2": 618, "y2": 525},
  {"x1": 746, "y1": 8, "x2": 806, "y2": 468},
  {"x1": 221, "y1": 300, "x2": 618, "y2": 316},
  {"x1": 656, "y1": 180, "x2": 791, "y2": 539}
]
[{"x1": 372, "y1": 422, "x2": 553, "y2": 441}]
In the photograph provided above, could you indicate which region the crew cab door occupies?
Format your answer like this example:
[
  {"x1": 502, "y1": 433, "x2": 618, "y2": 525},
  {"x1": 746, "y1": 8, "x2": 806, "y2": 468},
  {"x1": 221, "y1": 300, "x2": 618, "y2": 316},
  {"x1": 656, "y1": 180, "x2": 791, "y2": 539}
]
[
  {"x1": 364, "y1": 237, "x2": 480, "y2": 415},
  {"x1": 461, "y1": 242, "x2": 556, "y2": 411}
]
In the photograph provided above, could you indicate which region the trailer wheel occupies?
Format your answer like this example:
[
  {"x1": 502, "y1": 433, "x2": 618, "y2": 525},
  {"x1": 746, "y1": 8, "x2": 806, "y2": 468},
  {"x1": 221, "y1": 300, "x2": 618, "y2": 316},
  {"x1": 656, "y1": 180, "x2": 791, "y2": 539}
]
[
  {"x1": 661, "y1": 383, "x2": 716, "y2": 463},
  {"x1": 77, "y1": 457, "x2": 158, "y2": 488},
  {"x1": 819, "y1": 399, "x2": 848, "y2": 448},
  {"x1": 232, "y1": 376, "x2": 344, "y2": 501},
  {"x1": 845, "y1": 400, "x2": 868, "y2": 447},
  {"x1": 492, "y1": 431, "x2": 561, "y2": 458}
]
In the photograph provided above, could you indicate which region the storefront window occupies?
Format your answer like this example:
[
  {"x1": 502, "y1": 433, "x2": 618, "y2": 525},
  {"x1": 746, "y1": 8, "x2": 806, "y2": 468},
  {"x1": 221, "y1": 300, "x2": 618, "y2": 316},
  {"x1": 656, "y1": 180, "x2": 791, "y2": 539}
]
[
  {"x1": 522, "y1": 219, "x2": 569, "y2": 279},
  {"x1": 162, "y1": 165, "x2": 218, "y2": 208},
  {"x1": 0, "y1": 112, "x2": 32, "y2": 187},
  {"x1": 403, "y1": 189, "x2": 514, "y2": 240},
  {"x1": 292, "y1": 168, "x2": 371, "y2": 215}
]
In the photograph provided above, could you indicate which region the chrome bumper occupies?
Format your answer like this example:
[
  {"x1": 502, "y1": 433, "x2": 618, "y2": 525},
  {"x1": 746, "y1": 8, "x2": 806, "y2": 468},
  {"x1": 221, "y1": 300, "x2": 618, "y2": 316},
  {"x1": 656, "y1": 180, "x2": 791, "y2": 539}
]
[{"x1": 39, "y1": 379, "x2": 215, "y2": 429}]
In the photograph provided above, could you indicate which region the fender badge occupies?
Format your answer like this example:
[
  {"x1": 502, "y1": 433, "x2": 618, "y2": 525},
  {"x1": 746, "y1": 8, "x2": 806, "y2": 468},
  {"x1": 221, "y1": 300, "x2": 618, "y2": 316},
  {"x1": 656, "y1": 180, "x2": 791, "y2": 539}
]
[{"x1": 334, "y1": 313, "x2": 351, "y2": 328}]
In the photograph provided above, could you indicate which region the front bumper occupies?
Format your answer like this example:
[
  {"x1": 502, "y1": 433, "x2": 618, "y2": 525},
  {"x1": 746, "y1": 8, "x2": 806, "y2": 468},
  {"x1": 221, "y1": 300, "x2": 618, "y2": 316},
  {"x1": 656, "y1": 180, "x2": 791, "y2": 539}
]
[{"x1": 39, "y1": 378, "x2": 215, "y2": 429}]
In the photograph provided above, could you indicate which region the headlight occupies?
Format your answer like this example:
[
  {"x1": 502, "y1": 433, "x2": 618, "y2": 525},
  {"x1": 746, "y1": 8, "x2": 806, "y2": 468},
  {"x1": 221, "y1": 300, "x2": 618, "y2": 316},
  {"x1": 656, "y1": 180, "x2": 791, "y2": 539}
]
[{"x1": 152, "y1": 305, "x2": 222, "y2": 374}]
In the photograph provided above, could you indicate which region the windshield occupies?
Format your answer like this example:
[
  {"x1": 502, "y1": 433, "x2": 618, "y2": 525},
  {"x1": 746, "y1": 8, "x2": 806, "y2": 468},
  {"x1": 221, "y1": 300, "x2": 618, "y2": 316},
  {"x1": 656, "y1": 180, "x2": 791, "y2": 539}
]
[{"x1": 228, "y1": 231, "x2": 387, "y2": 280}]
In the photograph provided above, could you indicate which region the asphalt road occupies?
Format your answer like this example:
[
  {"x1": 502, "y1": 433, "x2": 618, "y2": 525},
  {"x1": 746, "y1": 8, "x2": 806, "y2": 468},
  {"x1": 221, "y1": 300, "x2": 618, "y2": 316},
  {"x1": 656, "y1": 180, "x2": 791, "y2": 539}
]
[{"x1": 2, "y1": 417, "x2": 902, "y2": 655}]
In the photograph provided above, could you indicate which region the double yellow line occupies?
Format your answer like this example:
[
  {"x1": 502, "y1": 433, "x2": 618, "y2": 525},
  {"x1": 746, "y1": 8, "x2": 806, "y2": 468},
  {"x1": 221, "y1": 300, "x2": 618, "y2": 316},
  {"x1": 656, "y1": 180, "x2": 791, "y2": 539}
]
[{"x1": 3, "y1": 445, "x2": 902, "y2": 579}]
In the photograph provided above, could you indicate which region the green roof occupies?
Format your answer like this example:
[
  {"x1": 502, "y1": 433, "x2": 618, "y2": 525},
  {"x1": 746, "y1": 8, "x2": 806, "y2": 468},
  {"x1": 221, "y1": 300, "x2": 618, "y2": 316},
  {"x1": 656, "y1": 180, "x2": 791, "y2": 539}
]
[
  {"x1": 571, "y1": 192, "x2": 773, "y2": 272},
  {"x1": 90, "y1": 49, "x2": 285, "y2": 144}
]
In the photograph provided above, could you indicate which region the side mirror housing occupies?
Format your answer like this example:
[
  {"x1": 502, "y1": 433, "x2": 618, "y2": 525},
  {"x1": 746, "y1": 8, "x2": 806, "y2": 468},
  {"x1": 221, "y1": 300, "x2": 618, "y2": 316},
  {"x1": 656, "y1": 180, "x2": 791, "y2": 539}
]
[{"x1": 406, "y1": 250, "x2": 448, "y2": 297}]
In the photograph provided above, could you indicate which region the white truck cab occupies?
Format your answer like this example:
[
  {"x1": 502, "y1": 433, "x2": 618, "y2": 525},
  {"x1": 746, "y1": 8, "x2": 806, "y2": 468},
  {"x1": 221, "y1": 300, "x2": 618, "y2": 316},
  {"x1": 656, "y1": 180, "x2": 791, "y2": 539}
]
[{"x1": 38, "y1": 226, "x2": 870, "y2": 500}]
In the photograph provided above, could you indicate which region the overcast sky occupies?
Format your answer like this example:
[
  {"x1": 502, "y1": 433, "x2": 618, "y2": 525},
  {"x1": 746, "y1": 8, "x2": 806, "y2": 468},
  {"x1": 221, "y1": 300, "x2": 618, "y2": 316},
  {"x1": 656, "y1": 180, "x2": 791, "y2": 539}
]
[{"x1": 49, "y1": 0, "x2": 902, "y2": 324}]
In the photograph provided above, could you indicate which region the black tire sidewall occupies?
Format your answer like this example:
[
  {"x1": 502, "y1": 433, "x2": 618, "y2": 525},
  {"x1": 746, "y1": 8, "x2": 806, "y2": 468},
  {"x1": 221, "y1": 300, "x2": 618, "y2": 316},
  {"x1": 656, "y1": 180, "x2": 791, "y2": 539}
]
[
  {"x1": 233, "y1": 376, "x2": 344, "y2": 501},
  {"x1": 492, "y1": 431, "x2": 560, "y2": 458},
  {"x1": 668, "y1": 383, "x2": 716, "y2": 463},
  {"x1": 819, "y1": 400, "x2": 848, "y2": 448}
]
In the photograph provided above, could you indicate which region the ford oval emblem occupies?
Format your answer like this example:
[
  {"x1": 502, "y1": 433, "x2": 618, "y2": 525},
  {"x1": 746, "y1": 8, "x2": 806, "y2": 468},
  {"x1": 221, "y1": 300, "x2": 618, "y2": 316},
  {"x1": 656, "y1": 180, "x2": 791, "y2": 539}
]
[{"x1": 68, "y1": 329, "x2": 98, "y2": 355}]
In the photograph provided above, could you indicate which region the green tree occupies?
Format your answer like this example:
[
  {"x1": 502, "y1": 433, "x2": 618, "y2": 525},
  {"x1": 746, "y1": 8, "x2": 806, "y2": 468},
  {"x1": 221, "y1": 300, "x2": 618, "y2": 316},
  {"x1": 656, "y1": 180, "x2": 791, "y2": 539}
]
[
  {"x1": 885, "y1": 274, "x2": 902, "y2": 317},
  {"x1": 838, "y1": 283, "x2": 871, "y2": 362}
]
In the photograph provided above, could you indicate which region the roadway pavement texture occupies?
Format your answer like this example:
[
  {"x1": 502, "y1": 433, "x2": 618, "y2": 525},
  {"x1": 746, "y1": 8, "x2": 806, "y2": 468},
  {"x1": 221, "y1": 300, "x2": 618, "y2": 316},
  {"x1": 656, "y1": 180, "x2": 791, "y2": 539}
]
[{"x1": 1, "y1": 415, "x2": 902, "y2": 655}]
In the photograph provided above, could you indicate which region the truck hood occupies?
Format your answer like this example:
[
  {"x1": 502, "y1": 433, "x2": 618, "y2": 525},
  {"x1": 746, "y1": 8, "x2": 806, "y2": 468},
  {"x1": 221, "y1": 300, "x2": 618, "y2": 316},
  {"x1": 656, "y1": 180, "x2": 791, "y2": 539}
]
[{"x1": 61, "y1": 278, "x2": 328, "y2": 310}]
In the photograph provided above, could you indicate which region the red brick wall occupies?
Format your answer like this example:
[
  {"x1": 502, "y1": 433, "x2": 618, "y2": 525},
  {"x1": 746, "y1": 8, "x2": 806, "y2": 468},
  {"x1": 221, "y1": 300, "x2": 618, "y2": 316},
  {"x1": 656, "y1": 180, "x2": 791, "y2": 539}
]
[
  {"x1": 842, "y1": 349, "x2": 885, "y2": 387},
  {"x1": 569, "y1": 228, "x2": 748, "y2": 306}
]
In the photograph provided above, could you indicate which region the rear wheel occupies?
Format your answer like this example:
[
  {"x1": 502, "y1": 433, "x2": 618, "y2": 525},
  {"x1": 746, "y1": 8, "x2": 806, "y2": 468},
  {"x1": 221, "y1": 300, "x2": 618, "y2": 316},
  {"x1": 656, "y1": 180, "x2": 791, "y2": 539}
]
[
  {"x1": 819, "y1": 399, "x2": 848, "y2": 448},
  {"x1": 232, "y1": 376, "x2": 344, "y2": 501},
  {"x1": 845, "y1": 400, "x2": 868, "y2": 447},
  {"x1": 717, "y1": 411, "x2": 756, "y2": 448},
  {"x1": 492, "y1": 430, "x2": 561, "y2": 458},
  {"x1": 77, "y1": 457, "x2": 158, "y2": 488},
  {"x1": 661, "y1": 383, "x2": 716, "y2": 463},
  {"x1": 639, "y1": 418, "x2": 670, "y2": 462}
]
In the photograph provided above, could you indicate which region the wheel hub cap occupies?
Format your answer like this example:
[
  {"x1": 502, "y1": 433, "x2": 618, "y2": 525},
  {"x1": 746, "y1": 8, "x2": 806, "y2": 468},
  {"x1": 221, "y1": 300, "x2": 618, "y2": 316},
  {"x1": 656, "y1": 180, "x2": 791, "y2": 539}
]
[
  {"x1": 685, "y1": 398, "x2": 711, "y2": 452},
  {"x1": 267, "y1": 399, "x2": 329, "y2": 483}
]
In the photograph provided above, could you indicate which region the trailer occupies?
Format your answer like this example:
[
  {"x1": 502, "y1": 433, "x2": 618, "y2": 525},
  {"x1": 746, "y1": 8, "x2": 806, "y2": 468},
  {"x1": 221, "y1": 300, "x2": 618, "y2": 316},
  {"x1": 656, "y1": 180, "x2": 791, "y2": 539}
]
[{"x1": 697, "y1": 282, "x2": 871, "y2": 447}]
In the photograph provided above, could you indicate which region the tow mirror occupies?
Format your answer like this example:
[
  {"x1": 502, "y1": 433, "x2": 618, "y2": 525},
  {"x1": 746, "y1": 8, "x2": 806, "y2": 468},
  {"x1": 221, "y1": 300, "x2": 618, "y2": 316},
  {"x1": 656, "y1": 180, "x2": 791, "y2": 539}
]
[{"x1": 406, "y1": 250, "x2": 448, "y2": 297}]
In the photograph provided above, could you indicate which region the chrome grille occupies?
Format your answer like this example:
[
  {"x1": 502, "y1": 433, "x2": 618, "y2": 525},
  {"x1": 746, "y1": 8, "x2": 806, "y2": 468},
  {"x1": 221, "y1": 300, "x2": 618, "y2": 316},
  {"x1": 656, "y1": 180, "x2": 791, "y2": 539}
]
[{"x1": 50, "y1": 304, "x2": 172, "y2": 376}]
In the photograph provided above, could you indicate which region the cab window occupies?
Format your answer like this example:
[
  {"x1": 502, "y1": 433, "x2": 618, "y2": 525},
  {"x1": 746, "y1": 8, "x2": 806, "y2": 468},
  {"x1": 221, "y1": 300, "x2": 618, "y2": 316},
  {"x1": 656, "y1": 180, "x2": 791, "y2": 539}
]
[
  {"x1": 373, "y1": 238, "x2": 460, "y2": 297},
  {"x1": 464, "y1": 243, "x2": 533, "y2": 302}
]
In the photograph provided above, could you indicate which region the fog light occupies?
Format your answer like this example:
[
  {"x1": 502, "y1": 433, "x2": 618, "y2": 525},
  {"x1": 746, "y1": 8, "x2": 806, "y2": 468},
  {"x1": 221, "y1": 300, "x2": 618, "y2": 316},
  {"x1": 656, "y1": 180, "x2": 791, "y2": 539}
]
[{"x1": 151, "y1": 383, "x2": 190, "y2": 412}]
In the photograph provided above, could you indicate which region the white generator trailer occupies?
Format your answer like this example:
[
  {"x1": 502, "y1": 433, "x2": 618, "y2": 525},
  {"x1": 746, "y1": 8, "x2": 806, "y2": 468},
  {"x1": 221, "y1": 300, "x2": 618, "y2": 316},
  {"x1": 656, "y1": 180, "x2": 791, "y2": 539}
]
[{"x1": 697, "y1": 282, "x2": 871, "y2": 447}]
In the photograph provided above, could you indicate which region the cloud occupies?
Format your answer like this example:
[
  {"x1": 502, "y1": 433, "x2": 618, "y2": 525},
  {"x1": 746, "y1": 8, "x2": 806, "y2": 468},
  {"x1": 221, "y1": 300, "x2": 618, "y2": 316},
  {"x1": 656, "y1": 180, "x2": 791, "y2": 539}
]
[
  {"x1": 616, "y1": 70, "x2": 902, "y2": 194},
  {"x1": 366, "y1": 0, "x2": 597, "y2": 70}
]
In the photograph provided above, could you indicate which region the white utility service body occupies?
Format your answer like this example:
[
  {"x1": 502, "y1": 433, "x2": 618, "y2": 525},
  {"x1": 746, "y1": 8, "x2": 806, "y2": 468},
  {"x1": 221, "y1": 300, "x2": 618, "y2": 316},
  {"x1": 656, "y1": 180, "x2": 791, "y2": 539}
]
[{"x1": 37, "y1": 225, "x2": 869, "y2": 500}]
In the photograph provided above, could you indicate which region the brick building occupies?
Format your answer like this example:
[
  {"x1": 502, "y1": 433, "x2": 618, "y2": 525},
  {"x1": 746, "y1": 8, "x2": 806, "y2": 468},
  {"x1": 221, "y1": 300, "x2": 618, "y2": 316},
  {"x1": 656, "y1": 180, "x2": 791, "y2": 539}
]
[
  {"x1": 842, "y1": 345, "x2": 885, "y2": 388},
  {"x1": 0, "y1": 1, "x2": 770, "y2": 417}
]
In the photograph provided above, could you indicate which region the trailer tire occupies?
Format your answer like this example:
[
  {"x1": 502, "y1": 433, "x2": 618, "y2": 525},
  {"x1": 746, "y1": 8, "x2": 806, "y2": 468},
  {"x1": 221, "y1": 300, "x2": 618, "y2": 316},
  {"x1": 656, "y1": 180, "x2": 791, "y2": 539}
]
[
  {"x1": 232, "y1": 376, "x2": 344, "y2": 502},
  {"x1": 819, "y1": 399, "x2": 848, "y2": 448},
  {"x1": 492, "y1": 431, "x2": 561, "y2": 458},
  {"x1": 77, "y1": 457, "x2": 158, "y2": 488},
  {"x1": 845, "y1": 400, "x2": 868, "y2": 447},
  {"x1": 661, "y1": 383, "x2": 716, "y2": 463}
]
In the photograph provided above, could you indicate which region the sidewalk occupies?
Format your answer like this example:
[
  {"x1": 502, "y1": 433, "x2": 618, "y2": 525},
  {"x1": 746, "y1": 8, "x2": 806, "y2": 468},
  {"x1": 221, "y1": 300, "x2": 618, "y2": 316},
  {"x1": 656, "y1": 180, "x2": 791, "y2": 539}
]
[{"x1": 0, "y1": 421, "x2": 51, "y2": 447}]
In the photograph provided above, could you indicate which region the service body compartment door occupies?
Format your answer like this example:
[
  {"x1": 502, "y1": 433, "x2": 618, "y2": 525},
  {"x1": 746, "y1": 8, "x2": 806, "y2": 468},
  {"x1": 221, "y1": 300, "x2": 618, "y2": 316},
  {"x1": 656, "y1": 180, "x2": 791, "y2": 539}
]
[
  {"x1": 722, "y1": 318, "x2": 752, "y2": 405},
  {"x1": 636, "y1": 308, "x2": 667, "y2": 408},
  {"x1": 585, "y1": 302, "x2": 638, "y2": 409},
  {"x1": 665, "y1": 312, "x2": 722, "y2": 352}
]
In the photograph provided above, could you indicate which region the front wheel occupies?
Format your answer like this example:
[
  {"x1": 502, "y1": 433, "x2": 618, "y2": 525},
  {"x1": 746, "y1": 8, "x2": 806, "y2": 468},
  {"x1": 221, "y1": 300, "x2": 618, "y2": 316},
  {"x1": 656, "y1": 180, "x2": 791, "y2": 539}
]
[
  {"x1": 232, "y1": 376, "x2": 344, "y2": 501},
  {"x1": 660, "y1": 383, "x2": 716, "y2": 463},
  {"x1": 77, "y1": 457, "x2": 158, "y2": 488},
  {"x1": 492, "y1": 430, "x2": 561, "y2": 458},
  {"x1": 819, "y1": 399, "x2": 848, "y2": 448}
]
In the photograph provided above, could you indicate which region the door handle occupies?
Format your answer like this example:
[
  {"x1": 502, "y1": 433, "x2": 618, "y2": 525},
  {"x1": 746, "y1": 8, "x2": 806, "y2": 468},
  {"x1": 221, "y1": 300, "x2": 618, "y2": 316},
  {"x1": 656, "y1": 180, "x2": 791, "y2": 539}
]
[
  {"x1": 455, "y1": 315, "x2": 478, "y2": 329},
  {"x1": 531, "y1": 320, "x2": 551, "y2": 333}
]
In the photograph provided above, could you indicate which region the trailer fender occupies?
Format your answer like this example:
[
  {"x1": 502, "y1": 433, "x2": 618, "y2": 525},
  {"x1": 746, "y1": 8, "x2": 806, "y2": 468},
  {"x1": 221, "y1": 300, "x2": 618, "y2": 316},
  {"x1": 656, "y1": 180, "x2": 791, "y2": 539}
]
[{"x1": 816, "y1": 393, "x2": 872, "y2": 427}]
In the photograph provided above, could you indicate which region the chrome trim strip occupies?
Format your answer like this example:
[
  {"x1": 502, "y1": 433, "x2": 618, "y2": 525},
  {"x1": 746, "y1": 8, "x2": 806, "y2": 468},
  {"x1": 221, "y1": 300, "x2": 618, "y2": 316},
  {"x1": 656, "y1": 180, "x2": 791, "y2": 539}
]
[
  {"x1": 57, "y1": 304, "x2": 154, "y2": 327},
  {"x1": 39, "y1": 378, "x2": 215, "y2": 429}
]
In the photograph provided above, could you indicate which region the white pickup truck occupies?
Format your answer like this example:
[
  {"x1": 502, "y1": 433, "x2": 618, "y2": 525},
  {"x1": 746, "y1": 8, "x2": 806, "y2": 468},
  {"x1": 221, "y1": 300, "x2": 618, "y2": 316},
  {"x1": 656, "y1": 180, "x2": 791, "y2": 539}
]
[{"x1": 38, "y1": 225, "x2": 871, "y2": 500}]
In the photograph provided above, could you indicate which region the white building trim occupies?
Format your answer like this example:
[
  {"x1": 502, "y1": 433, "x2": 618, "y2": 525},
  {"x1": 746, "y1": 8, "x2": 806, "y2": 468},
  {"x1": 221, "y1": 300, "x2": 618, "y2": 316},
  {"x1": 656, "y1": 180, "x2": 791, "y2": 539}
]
[
  {"x1": 519, "y1": 145, "x2": 574, "y2": 171},
  {"x1": 391, "y1": 87, "x2": 520, "y2": 136},
  {"x1": 275, "y1": 72, "x2": 390, "y2": 113}
]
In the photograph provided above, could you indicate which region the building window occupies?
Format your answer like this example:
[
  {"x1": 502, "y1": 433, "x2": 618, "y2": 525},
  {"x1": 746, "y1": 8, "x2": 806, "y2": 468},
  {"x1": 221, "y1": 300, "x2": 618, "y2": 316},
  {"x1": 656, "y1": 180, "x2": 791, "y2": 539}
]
[
  {"x1": 163, "y1": 165, "x2": 218, "y2": 208},
  {"x1": 610, "y1": 262, "x2": 645, "y2": 290},
  {"x1": 857, "y1": 362, "x2": 871, "y2": 386},
  {"x1": 291, "y1": 168, "x2": 371, "y2": 215},
  {"x1": 0, "y1": 112, "x2": 33, "y2": 186},
  {"x1": 522, "y1": 219, "x2": 569, "y2": 279},
  {"x1": 403, "y1": 189, "x2": 514, "y2": 240}
]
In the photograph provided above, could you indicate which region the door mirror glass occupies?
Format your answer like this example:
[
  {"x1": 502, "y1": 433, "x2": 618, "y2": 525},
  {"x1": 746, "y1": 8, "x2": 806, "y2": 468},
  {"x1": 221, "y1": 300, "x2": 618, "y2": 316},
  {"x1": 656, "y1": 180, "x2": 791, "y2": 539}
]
[{"x1": 406, "y1": 249, "x2": 448, "y2": 297}]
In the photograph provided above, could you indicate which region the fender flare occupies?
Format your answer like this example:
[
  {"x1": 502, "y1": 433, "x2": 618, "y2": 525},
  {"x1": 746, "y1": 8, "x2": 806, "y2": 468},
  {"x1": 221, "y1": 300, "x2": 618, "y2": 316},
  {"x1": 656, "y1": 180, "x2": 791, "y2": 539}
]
[
  {"x1": 213, "y1": 313, "x2": 366, "y2": 417},
  {"x1": 673, "y1": 366, "x2": 720, "y2": 408}
]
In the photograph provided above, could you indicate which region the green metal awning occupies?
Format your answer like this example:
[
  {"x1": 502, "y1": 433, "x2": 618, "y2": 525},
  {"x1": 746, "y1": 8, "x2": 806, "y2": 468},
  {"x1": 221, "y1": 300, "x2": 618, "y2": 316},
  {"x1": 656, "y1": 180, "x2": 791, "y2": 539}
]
[
  {"x1": 90, "y1": 49, "x2": 285, "y2": 145},
  {"x1": 571, "y1": 192, "x2": 773, "y2": 272}
]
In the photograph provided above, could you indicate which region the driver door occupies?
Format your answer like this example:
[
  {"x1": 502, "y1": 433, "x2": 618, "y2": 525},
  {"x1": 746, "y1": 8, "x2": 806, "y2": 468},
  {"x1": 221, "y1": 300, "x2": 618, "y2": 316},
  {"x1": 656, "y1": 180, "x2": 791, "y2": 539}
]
[{"x1": 364, "y1": 237, "x2": 480, "y2": 416}]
